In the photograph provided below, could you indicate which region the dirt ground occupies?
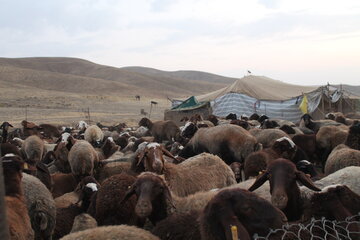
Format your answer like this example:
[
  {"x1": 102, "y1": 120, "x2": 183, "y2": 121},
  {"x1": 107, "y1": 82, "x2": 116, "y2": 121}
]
[{"x1": 0, "y1": 92, "x2": 170, "y2": 128}]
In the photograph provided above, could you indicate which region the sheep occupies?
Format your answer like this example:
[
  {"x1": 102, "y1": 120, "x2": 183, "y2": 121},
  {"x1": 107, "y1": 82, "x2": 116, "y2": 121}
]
[
  {"x1": 1, "y1": 142, "x2": 22, "y2": 157},
  {"x1": 121, "y1": 172, "x2": 219, "y2": 225},
  {"x1": 21, "y1": 135, "x2": 45, "y2": 166},
  {"x1": 138, "y1": 117, "x2": 181, "y2": 143},
  {"x1": 229, "y1": 162, "x2": 242, "y2": 183},
  {"x1": 22, "y1": 173, "x2": 56, "y2": 240},
  {"x1": 96, "y1": 161, "x2": 134, "y2": 183},
  {"x1": 84, "y1": 125, "x2": 104, "y2": 147},
  {"x1": 38, "y1": 123, "x2": 61, "y2": 142},
  {"x1": 316, "y1": 125, "x2": 348, "y2": 164},
  {"x1": 132, "y1": 143, "x2": 236, "y2": 197},
  {"x1": 248, "y1": 158, "x2": 321, "y2": 221},
  {"x1": 2, "y1": 154, "x2": 34, "y2": 240},
  {"x1": 302, "y1": 185, "x2": 360, "y2": 222},
  {"x1": 151, "y1": 211, "x2": 201, "y2": 240},
  {"x1": 292, "y1": 134, "x2": 319, "y2": 163},
  {"x1": 93, "y1": 173, "x2": 143, "y2": 226},
  {"x1": 243, "y1": 137, "x2": 298, "y2": 179},
  {"x1": 68, "y1": 140, "x2": 99, "y2": 179},
  {"x1": 249, "y1": 128, "x2": 289, "y2": 148},
  {"x1": 324, "y1": 144, "x2": 360, "y2": 175},
  {"x1": 344, "y1": 121, "x2": 360, "y2": 150},
  {"x1": 70, "y1": 213, "x2": 97, "y2": 234},
  {"x1": 53, "y1": 176, "x2": 100, "y2": 240},
  {"x1": 199, "y1": 188, "x2": 287, "y2": 240},
  {"x1": 51, "y1": 173, "x2": 78, "y2": 198},
  {"x1": 59, "y1": 225, "x2": 160, "y2": 240},
  {"x1": 299, "y1": 113, "x2": 341, "y2": 133},
  {"x1": 1, "y1": 121, "x2": 13, "y2": 143},
  {"x1": 179, "y1": 124, "x2": 261, "y2": 165}
]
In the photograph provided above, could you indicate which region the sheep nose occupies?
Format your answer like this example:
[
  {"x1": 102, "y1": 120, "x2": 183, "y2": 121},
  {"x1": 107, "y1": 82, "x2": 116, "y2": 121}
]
[
  {"x1": 272, "y1": 194, "x2": 288, "y2": 210},
  {"x1": 135, "y1": 200, "x2": 152, "y2": 217}
]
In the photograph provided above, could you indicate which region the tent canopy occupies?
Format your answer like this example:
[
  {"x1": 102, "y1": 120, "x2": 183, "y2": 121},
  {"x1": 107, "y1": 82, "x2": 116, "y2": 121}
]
[{"x1": 195, "y1": 75, "x2": 318, "y2": 102}]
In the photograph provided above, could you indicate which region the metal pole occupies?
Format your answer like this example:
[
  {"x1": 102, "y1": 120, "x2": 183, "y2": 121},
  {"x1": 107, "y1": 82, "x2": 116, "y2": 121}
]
[{"x1": 0, "y1": 159, "x2": 10, "y2": 240}]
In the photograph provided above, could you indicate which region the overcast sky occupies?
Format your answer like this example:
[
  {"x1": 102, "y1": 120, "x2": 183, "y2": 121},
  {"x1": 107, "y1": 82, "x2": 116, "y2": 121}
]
[{"x1": 1, "y1": 0, "x2": 359, "y2": 85}]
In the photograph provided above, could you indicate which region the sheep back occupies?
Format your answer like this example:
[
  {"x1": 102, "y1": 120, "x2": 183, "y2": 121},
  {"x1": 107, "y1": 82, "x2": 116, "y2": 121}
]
[
  {"x1": 22, "y1": 173, "x2": 56, "y2": 240},
  {"x1": 164, "y1": 153, "x2": 236, "y2": 197},
  {"x1": 22, "y1": 135, "x2": 45, "y2": 164},
  {"x1": 250, "y1": 128, "x2": 289, "y2": 148},
  {"x1": 186, "y1": 124, "x2": 258, "y2": 164},
  {"x1": 60, "y1": 225, "x2": 160, "y2": 240},
  {"x1": 151, "y1": 120, "x2": 180, "y2": 142},
  {"x1": 68, "y1": 140, "x2": 99, "y2": 177},
  {"x1": 70, "y1": 213, "x2": 98, "y2": 234},
  {"x1": 84, "y1": 125, "x2": 104, "y2": 144},
  {"x1": 324, "y1": 145, "x2": 360, "y2": 175}
]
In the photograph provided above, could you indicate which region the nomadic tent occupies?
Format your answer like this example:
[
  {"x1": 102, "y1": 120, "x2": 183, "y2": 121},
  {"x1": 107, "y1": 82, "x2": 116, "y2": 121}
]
[{"x1": 165, "y1": 75, "x2": 359, "y2": 124}]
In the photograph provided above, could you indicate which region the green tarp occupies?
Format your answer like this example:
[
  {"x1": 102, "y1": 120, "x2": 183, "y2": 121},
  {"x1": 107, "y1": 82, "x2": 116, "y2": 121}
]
[{"x1": 171, "y1": 96, "x2": 208, "y2": 110}]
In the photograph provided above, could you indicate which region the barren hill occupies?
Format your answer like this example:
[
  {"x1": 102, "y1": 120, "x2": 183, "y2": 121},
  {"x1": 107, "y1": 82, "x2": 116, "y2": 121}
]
[{"x1": 0, "y1": 57, "x2": 235, "y2": 125}]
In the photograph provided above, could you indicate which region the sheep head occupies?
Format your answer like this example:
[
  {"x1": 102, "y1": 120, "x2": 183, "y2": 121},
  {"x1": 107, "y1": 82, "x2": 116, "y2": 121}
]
[
  {"x1": 181, "y1": 121, "x2": 198, "y2": 139},
  {"x1": 135, "y1": 143, "x2": 176, "y2": 174},
  {"x1": 101, "y1": 137, "x2": 120, "y2": 159},
  {"x1": 2, "y1": 153, "x2": 25, "y2": 197},
  {"x1": 138, "y1": 117, "x2": 153, "y2": 129},
  {"x1": 272, "y1": 137, "x2": 297, "y2": 160},
  {"x1": 121, "y1": 172, "x2": 175, "y2": 222},
  {"x1": 248, "y1": 158, "x2": 321, "y2": 210},
  {"x1": 0, "y1": 121, "x2": 13, "y2": 131},
  {"x1": 229, "y1": 162, "x2": 242, "y2": 183},
  {"x1": 200, "y1": 188, "x2": 287, "y2": 240},
  {"x1": 301, "y1": 114, "x2": 313, "y2": 126}
]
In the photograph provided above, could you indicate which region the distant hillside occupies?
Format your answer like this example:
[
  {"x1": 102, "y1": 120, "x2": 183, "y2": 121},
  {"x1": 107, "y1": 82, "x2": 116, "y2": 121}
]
[
  {"x1": 0, "y1": 57, "x2": 232, "y2": 98},
  {"x1": 121, "y1": 66, "x2": 237, "y2": 84}
]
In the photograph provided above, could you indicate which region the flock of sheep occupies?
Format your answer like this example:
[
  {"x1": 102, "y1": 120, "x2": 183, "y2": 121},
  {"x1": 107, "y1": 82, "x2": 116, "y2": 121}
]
[{"x1": 1, "y1": 111, "x2": 360, "y2": 240}]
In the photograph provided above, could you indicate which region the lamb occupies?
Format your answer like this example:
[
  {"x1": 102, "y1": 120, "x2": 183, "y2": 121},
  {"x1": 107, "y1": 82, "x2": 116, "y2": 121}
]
[
  {"x1": 70, "y1": 213, "x2": 97, "y2": 234},
  {"x1": 84, "y1": 125, "x2": 104, "y2": 147},
  {"x1": 138, "y1": 117, "x2": 181, "y2": 143},
  {"x1": 132, "y1": 143, "x2": 236, "y2": 197},
  {"x1": 2, "y1": 154, "x2": 34, "y2": 240},
  {"x1": 248, "y1": 158, "x2": 321, "y2": 221},
  {"x1": 121, "y1": 172, "x2": 219, "y2": 225},
  {"x1": 249, "y1": 128, "x2": 289, "y2": 148},
  {"x1": 200, "y1": 188, "x2": 287, "y2": 240},
  {"x1": 22, "y1": 173, "x2": 56, "y2": 240},
  {"x1": 93, "y1": 173, "x2": 143, "y2": 226},
  {"x1": 179, "y1": 124, "x2": 261, "y2": 165},
  {"x1": 59, "y1": 225, "x2": 160, "y2": 240}
]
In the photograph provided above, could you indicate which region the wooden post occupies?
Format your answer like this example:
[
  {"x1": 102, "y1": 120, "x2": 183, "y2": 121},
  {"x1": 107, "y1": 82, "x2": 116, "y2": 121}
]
[{"x1": 0, "y1": 159, "x2": 10, "y2": 240}]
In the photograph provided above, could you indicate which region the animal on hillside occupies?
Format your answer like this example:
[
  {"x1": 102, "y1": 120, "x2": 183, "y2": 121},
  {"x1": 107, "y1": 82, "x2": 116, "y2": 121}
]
[
  {"x1": 248, "y1": 158, "x2": 321, "y2": 221},
  {"x1": 132, "y1": 143, "x2": 236, "y2": 197},
  {"x1": 179, "y1": 124, "x2": 261, "y2": 165}
]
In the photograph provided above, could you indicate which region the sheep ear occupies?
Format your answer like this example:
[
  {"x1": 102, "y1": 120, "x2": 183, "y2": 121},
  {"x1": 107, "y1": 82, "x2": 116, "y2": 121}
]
[
  {"x1": 121, "y1": 185, "x2": 136, "y2": 204},
  {"x1": 136, "y1": 150, "x2": 147, "y2": 166},
  {"x1": 248, "y1": 171, "x2": 268, "y2": 191},
  {"x1": 161, "y1": 146, "x2": 177, "y2": 161},
  {"x1": 295, "y1": 171, "x2": 321, "y2": 191}
]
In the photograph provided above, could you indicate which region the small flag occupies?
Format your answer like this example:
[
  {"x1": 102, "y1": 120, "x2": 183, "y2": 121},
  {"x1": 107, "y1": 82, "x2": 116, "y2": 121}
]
[{"x1": 299, "y1": 94, "x2": 308, "y2": 114}]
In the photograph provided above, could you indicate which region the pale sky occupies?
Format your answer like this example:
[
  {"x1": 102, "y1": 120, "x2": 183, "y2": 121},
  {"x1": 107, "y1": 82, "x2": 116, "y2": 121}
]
[{"x1": 1, "y1": 0, "x2": 359, "y2": 85}]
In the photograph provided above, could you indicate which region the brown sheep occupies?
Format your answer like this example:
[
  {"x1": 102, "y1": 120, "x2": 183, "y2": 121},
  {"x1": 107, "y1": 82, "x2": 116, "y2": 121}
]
[
  {"x1": 51, "y1": 173, "x2": 78, "y2": 198},
  {"x1": 249, "y1": 128, "x2": 289, "y2": 148},
  {"x1": 179, "y1": 124, "x2": 261, "y2": 165},
  {"x1": 200, "y1": 188, "x2": 287, "y2": 240},
  {"x1": 138, "y1": 117, "x2": 181, "y2": 143},
  {"x1": 2, "y1": 154, "x2": 34, "y2": 240},
  {"x1": 248, "y1": 158, "x2": 321, "y2": 221},
  {"x1": 132, "y1": 143, "x2": 236, "y2": 197},
  {"x1": 229, "y1": 162, "x2": 242, "y2": 183},
  {"x1": 324, "y1": 144, "x2": 360, "y2": 175},
  {"x1": 1, "y1": 121, "x2": 13, "y2": 143},
  {"x1": 93, "y1": 173, "x2": 143, "y2": 226},
  {"x1": 21, "y1": 135, "x2": 45, "y2": 166},
  {"x1": 299, "y1": 113, "x2": 341, "y2": 133},
  {"x1": 121, "y1": 172, "x2": 218, "y2": 225}
]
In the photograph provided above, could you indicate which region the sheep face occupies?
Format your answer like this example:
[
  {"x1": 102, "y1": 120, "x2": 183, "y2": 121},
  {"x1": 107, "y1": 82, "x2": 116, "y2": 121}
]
[
  {"x1": 101, "y1": 138, "x2": 120, "y2": 159},
  {"x1": 301, "y1": 114, "x2": 312, "y2": 126},
  {"x1": 181, "y1": 122, "x2": 198, "y2": 138},
  {"x1": 249, "y1": 159, "x2": 321, "y2": 210},
  {"x1": 135, "y1": 143, "x2": 177, "y2": 174},
  {"x1": 200, "y1": 189, "x2": 286, "y2": 239},
  {"x1": 1, "y1": 121, "x2": 13, "y2": 131},
  {"x1": 272, "y1": 137, "x2": 297, "y2": 160},
  {"x1": 229, "y1": 162, "x2": 242, "y2": 182},
  {"x1": 260, "y1": 119, "x2": 279, "y2": 129},
  {"x1": 122, "y1": 173, "x2": 174, "y2": 220}
]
